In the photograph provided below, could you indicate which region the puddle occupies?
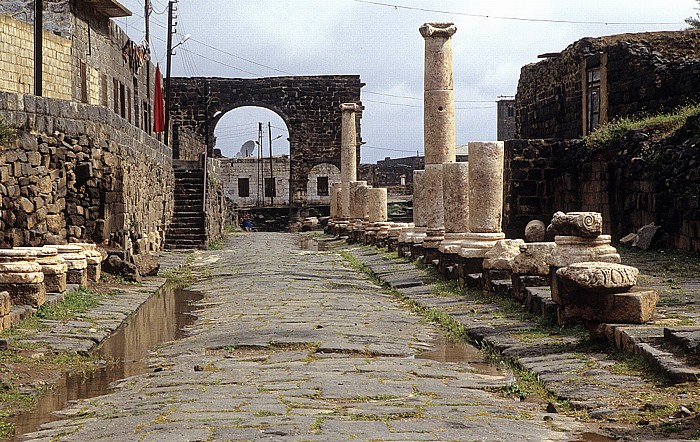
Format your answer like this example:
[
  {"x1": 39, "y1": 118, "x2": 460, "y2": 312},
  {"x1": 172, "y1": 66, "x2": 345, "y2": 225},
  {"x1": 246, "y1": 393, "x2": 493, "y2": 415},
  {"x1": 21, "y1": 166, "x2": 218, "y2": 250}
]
[
  {"x1": 299, "y1": 236, "x2": 330, "y2": 252},
  {"x1": 9, "y1": 285, "x2": 202, "y2": 440},
  {"x1": 415, "y1": 335, "x2": 504, "y2": 376}
]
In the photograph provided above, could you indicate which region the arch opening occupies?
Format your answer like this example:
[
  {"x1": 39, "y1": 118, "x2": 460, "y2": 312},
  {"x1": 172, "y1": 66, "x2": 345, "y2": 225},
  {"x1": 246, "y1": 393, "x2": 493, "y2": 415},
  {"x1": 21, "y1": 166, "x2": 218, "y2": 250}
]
[{"x1": 213, "y1": 106, "x2": 290, "y2": 159}]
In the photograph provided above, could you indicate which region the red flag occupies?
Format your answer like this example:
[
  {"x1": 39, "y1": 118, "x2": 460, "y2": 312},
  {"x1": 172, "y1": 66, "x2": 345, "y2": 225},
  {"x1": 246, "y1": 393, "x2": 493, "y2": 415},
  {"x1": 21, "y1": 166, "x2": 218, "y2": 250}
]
[{"x1": 153, "y1": 64, "x2": 165, "y2": 133}]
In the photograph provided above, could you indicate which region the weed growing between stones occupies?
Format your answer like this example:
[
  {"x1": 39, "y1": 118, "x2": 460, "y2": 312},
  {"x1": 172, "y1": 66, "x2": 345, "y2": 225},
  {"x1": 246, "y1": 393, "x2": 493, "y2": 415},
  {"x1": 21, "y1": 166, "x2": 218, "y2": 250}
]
[
  {"x1": 36, "y1": 287, "x2": 102, "y2": 321},
  {"x1": 0, "y1": 118, "x2": 15, "y2": 145},
  {"x1": 584, "y1": 102, "x2": 700, "y2": 151}
]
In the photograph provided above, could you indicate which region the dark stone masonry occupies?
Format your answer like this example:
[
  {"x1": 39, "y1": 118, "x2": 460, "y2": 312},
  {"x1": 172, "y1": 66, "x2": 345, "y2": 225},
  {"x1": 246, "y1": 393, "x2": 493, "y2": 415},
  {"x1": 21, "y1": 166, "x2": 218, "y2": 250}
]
[
  {"x1": 169, "y1": 76, "x2": 363, "y2": 210},
  {"x1": 0, "y1": 91, "x2": 175, "y2": 253},
  {"x1": 504, "y1": 116, "x2": 700, "y2": 252},
  {"x1": 517, "y1": 30, "x2": 700, "y2": 139}
]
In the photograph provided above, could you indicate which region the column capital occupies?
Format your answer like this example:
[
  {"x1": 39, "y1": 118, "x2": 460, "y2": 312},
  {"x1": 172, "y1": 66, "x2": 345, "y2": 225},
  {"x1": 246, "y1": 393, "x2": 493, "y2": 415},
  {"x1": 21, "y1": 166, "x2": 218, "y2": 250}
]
[
  {"x1": 339, "y1": 103, "x2": 362, "y2": 112},
  {"x1": 419, "y1": 22, "x2": 457, "y2": 39}
]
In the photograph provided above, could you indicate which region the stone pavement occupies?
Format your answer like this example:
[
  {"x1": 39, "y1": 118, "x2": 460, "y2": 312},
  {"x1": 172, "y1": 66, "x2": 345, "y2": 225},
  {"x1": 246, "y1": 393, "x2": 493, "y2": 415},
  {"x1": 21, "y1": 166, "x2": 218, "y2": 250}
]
[{"x1": 19, "y1": 232, "x2": 589, "y2": 441}]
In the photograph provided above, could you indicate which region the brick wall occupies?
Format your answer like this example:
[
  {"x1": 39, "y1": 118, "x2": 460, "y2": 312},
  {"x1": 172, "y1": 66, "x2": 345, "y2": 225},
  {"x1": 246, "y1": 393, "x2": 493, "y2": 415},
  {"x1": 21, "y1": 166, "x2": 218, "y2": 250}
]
[
  {"x1": 0, "y1": 91, "x2": 174, "y2": 254},
  {"x1": 0, "y1": 14, "x2": 72, "y2": 100}
]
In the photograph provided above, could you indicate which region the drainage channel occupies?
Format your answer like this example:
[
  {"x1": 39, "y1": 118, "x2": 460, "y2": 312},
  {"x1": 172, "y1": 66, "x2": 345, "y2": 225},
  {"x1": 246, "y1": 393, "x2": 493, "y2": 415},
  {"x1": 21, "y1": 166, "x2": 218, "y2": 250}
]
[{"x1": 9, "y1": 285, "x2": 203, "y2": 440}]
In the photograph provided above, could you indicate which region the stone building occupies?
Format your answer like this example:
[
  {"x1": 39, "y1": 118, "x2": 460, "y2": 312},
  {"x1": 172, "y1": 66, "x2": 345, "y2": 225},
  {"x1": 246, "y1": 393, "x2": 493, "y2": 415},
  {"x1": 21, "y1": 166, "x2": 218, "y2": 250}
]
[
  {"x1": 516, "y1": 30, "x2": 700, "y2": 139},
  {"x1": 0, "y1": 0, "x2": 156, "y2": 135},
  {"x1": 0, "y1": 2, "x2": 226, "y2": 252},
  {"x1": 220, "y1": 156, "x2": 340, "y2": 208},
  {"x1": 506, "y1": 29, "x2": 700, "y2": 253},
  {"x1": 496, "y1": 97, "x2": 515, "y2": 141},
  {"x1": 359, "y1": 148, "x2": 468, "y2": 195}
]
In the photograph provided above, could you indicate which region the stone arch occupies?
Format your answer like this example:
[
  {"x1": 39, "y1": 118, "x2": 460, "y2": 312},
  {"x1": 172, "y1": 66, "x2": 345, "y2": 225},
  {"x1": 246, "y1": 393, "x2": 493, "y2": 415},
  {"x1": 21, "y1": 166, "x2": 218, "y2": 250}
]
[
  {"x1": 306, "y1": 163, "x2": 341, "y2": 205},
  {"x1": 169, "y1": 75, "x2": 363, "y2": 211}
]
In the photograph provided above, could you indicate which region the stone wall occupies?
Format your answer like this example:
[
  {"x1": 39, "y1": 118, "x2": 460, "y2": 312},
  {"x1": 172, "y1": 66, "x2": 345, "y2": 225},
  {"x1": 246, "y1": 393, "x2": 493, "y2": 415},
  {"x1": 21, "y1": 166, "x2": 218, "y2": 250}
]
[
  {"x1": 173, "y1": 125, "x2": 205, "y2": 161},
  {"x1": 517, "y1": 30, "x2": 700, "y2": 139},
  {"x1": 0, "y1": 91, "x2": 174, "y2": 253},
  {"x1": 205, "y1": 157, "x2": 226, "y2": 242},
  {"x1": 0, "y1": 14, "x2": 72, "y2": 99},
  {"x1": 504, "y1": 119, "x2": 700, "y2": 252}
]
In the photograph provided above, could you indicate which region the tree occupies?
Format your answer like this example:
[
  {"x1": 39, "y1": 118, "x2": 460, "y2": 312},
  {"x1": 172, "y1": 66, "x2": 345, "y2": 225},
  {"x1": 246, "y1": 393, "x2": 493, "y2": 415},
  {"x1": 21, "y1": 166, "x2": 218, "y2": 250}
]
[{"x1": 686, "y1": 1, "x2": 700, "y2": 28}]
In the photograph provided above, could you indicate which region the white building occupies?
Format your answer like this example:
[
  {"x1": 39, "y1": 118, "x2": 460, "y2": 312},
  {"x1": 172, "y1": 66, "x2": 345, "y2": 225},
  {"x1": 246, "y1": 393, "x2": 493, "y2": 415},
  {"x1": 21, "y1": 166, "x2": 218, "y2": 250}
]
[{"x1": 219, "y1": 156, "x2": 340, "y2": 208}]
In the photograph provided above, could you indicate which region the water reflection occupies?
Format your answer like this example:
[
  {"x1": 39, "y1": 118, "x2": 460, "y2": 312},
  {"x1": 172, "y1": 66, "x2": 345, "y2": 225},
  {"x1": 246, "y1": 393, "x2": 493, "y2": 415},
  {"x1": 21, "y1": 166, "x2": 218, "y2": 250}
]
[
  {"x1": 10, "y1": 286, "x2": 202, "y2": 439},
  {"x1": 415, "y1": 335, "x2": 503, "y2": 376}
]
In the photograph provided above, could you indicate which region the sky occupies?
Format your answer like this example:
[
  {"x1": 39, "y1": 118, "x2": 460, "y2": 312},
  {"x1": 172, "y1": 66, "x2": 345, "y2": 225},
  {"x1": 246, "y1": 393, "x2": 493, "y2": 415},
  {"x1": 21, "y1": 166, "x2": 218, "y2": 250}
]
[{"x1": 112, "y1": 0, "x2": 696, "y2": 162}]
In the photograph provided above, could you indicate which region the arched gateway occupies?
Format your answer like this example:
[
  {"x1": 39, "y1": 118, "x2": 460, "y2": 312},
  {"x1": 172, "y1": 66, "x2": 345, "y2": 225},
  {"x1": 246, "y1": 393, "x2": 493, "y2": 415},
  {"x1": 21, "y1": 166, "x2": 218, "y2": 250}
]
[{"x1": 169, "y1": 75, "x2": 364, "y2": 214}]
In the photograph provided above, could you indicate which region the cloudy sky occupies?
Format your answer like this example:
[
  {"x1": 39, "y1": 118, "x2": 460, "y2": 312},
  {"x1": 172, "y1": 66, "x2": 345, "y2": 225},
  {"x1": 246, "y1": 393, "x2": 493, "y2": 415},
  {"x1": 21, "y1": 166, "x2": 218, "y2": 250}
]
[{"x1": 113, "y1": 0, "x2": 695, "y2": 162}]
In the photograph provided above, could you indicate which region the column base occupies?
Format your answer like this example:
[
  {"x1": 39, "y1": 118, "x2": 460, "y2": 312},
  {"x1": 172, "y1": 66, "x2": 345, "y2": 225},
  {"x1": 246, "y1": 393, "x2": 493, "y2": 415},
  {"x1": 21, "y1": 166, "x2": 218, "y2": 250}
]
[{"x1": 458, "y1": 232, "x2": 505, "y2": 258}]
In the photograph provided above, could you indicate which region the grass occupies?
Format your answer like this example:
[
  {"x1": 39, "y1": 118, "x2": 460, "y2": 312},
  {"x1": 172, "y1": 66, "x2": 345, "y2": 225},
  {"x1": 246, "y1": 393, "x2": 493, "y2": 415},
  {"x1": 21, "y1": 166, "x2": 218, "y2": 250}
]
[
  {"x1": 584, "y1": 102, "x2": 700, "y2": 152},
  {"x1": 35, "y1": 287, "x2": 102, "y2": 321}
]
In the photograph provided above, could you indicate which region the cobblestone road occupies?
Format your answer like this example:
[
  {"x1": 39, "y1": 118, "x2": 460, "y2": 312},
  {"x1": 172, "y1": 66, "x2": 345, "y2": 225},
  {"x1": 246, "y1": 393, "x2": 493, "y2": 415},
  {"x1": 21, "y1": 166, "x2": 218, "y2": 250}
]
[{"x1": 21, "y1": 233, "x2": 587, "y2": 441}]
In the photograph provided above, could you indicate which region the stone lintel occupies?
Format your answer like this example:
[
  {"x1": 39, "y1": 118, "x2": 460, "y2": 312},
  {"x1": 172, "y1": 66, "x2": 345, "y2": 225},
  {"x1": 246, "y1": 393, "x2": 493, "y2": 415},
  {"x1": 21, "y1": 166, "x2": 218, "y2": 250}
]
[{"x1": 339, "y1": 103, "x2": 362, "y2": 112}]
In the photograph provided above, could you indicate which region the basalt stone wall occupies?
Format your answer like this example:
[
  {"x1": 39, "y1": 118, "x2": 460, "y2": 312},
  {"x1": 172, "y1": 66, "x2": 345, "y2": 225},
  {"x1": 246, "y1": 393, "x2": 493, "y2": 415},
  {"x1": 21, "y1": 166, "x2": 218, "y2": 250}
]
[
  {"x1": 0, "y1": 91, "x2": 174, "y2": 252},
  {"x1": 517, "y1": 30, "x2": 700, "y2": 139},
  {"x1": 205, "y1": 157, "x2": 226, "y2": 242},
  {"x1": 169, "y1": 76, "x2": 363, "y2": 207},
  {"x1": 504, "y1": 119, "x2": 700, "y2": 252},
  {"x1": 173, "y1": 125, "x2": 205, "y2": 161}
]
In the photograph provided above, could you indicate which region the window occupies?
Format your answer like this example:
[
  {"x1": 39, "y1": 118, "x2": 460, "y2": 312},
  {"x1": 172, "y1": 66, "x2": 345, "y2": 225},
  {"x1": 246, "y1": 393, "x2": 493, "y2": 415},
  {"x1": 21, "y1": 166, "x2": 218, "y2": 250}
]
[
  {"x1": 238, "y1": 178, "x2": 250, "y2": 197},
  {"x1": 119, "y1": 82, "x2": 126, "y2": 118},
  {"x1": 113, "y1": 78, "x2": 119, "y2": 114},
  {"x1": 507, "y1": 105, "x2": 515, "y2": 117},
  {"x1": 133, "y1": 78, "x2": 139, "y2": 128},
  {"x1": 317, "y1": 176, "x2": 329, "y2": 196},
  {"x1": 80, "y1": 62, "x2": 88, "y2": 103},
  {"x1": 587, "y1": 68, "x2": 601, "y2": 133},
  {"x1": 264, "y1": 177, "x2": 276, "y2": 198}
]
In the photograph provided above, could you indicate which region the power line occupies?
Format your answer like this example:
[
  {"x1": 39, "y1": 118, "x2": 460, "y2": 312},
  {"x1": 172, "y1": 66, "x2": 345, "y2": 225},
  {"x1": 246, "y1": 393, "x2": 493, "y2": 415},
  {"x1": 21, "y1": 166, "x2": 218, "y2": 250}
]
[
  {"x1": 351, "y1": 0, "x2": 683, "y2": 25},
  {"x1": 363, "y1": 144, "x2": 422, "y2": 154},
  {"x1": 363, "y1": 90, "x2": 493, "y2": 103}
]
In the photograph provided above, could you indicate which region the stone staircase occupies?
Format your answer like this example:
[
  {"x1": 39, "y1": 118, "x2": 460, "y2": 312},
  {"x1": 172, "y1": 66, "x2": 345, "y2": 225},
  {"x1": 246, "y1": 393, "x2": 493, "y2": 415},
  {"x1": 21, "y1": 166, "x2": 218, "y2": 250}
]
[{"x1": 165, "y1": 161, "x2": 206, "y2": 250}]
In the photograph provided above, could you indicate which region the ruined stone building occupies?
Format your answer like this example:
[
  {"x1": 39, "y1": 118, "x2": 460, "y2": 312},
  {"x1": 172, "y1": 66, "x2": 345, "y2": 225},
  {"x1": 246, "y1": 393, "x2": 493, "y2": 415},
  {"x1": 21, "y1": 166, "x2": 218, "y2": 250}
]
[
  {"x1": 0, "y1": 1, "x2": 226, "y2": 252},
  {"x1": 506, "y1": 30, "x2": 700, "y2": 252},
  {"x1": 496, "y1": 97, "x2": 515, "y2": 141},
  {"x1": 516, "y1": 30, "x2": 700, "y2": 139}
]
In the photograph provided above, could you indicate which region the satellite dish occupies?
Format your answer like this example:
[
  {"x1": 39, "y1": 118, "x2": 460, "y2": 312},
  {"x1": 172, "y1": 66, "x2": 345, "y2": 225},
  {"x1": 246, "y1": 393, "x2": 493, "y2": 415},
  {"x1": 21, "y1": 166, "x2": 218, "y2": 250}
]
[{"x1": 240, "y1": 140, "x2": 256, "y2": 157}]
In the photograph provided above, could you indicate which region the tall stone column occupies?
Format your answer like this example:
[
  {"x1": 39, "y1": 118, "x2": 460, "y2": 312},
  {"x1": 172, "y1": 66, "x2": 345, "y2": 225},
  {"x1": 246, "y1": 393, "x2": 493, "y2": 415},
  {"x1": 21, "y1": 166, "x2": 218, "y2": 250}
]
[
  {"x1": 439, "y1": 162, "x2": 470, "y2": 254},
  {"x1": 420, "y1": 22, "x2": 457, "y2": 252},
  {"x1": 339, "y1": 103, "x2": 361, "y2": 219},
  {"x1": 420, "y1": 22, "x2": 457, "y2": 166},
  {"x1": 459, "y1": 142, "x2": 506, "y2": 258}
]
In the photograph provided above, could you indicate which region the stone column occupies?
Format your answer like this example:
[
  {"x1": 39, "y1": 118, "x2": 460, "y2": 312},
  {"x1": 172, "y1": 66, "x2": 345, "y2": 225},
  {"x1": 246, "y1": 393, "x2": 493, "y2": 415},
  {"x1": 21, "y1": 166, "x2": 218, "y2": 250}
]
[
  {"x1": 330, "y1": 182, "x2": 342, "y2": 219},
  {"x1": 422, "y1": 164, "x2": 445, "y2": 249},
  {"x1": 420, "y1": 22, "x2": 457, "y2": 165},
  {"x1": 368, "y1": 188, "x2": 388, "y2": 223},
  {"x1": 420, "y1": 22, "x2": 457, "y2": 253},
  {"x1": 350, "y1": 181, "x2": 369, "y2": 220},
  {"x1": 459, "y1": 142, "x2": 506, "y2": 258},
  {"x1": 340, "y1": 103, "x2": 361, "y2": 184},
  {"x1": 439, "y1": 162, "x2": 470, "y2": 254},
  {"x1": 399, "y1": 169, "x2": 426, "y2": 245}
]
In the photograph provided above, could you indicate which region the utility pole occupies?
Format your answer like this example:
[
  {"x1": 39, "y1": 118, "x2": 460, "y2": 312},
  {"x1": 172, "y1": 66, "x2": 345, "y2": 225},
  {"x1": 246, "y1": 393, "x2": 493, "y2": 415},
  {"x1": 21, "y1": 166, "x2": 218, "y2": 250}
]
[
  {"x1": 144, "y1": 0, "x2": 150, "y2": 45},
  {"x1": 34, "y1": 0, "x2": 42, "y2": 96},
  {"x1": 257, "y1": 122, "x2": 263, "y2": 207},
  {"x1": 268, "y1": 122, "x2": 274, "y2": 206},
  {"x1": 164, "y1": 0, "x2": 177, "y2": 145}
]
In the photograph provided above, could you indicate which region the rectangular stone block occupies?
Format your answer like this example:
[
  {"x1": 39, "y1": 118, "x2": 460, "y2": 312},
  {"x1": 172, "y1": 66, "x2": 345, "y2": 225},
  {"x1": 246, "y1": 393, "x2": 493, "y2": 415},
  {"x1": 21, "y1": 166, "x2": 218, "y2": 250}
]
[
  {"x1": 558, "y1": 287, "x2": 658, "y2": 324},
  {"x1": 0, "y1": 291, "x2": 10, "y2": 316},
  {"x1": 0, "y1": 283, "x2": 46, "y2": 308}
]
